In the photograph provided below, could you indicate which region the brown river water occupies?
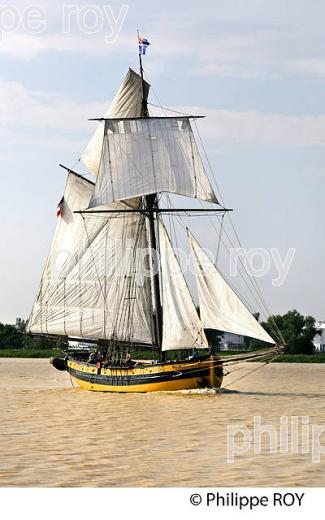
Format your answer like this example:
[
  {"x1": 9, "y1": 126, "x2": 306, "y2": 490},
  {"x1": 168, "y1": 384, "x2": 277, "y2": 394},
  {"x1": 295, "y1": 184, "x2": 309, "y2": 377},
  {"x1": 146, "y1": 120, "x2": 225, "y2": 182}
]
[{"x1": 0, "y1": 359, "x2": 325, "y2": 487}]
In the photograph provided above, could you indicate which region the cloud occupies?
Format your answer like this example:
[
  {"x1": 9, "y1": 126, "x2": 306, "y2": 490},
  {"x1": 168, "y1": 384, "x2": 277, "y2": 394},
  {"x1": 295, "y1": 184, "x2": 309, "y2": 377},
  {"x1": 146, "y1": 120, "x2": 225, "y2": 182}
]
[
  {"x1": 304, "y1": 167, "x2": 325, "y2": 177},
  {"x1": 0, "y1": 32, "x2": 127, "y2": 59},
  {"x1": 0, "y1": 1, "x2": 129, "y2": 57},
  {"x1": 1, "y1": 3, "x2": 325, "y2": 84},
  {"x1": 1, "y1": 78, "x2": 325, "y2": 168},
  {"x1": 0, "y1": 9, "x2": 313, "y2": 81},
  {"x1": 0, "y1": 79, "x2": 109, "y2": 165},
  {"x1": 0, "y1": 79, "x2": 107, "y2": 130},
  {"x1": 194, "y1": 62, "x2": 261, "y2": 79},
  {"x1": 185, "y1": 107, "x2": 325, "y2": 147},
  {"x1": 288, "y1": 59, "x2": 325, "y2": 77}
]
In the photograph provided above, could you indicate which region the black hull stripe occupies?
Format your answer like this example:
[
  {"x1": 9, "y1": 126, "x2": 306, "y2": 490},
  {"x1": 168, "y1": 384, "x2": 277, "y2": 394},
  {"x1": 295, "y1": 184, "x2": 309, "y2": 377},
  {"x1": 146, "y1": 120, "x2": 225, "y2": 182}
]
[{"x1": 69, "y1": 367, "x2": 218, "y2": 386}]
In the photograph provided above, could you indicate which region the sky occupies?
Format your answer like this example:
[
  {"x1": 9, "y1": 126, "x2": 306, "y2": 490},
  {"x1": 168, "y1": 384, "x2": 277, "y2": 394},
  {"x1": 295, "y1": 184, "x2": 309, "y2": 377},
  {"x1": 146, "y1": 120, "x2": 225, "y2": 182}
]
[{"x1": 0, "y1": 0, "x2": 324, "y2": 325}]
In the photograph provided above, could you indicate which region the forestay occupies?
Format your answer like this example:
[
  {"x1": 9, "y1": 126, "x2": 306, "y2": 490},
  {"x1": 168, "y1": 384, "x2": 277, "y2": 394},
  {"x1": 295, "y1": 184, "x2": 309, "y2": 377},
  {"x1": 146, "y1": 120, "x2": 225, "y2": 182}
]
[
  {"x1": 89, "y1": 117, "x2": 218, "y2": 207},
  {"x1": 81, "y1": 68, "x2": 150, "y2": 176},
  {"x1": 27, "y1": 173, "x2": 153, "y2": 344},
  {"x1": 188, "y1": 231, "x2": 275, "y2": 344},
  {"x1": 159, "y1": 221, "x2": 208, "y2": 351}
]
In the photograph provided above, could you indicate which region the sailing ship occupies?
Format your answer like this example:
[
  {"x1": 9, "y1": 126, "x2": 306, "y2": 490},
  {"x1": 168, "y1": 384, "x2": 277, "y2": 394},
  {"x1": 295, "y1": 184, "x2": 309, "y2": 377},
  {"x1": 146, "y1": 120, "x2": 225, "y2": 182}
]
[{"x1": 26, "y1": 44, "x2": 279, "y2": 392}]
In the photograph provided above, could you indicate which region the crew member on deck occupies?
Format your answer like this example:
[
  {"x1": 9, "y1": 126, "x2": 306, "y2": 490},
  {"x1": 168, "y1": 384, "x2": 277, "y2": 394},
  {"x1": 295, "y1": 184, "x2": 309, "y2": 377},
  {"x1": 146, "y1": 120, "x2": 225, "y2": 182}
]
[
  {"x1": 88, "y1": 352, "x2": 96, "y2": 364},
  {"x1": 125, "y1": 352, "x2": 134, "y2": 367},
  {"x1": 188, "y1": 348, "x2": 199, "y2": 360}
]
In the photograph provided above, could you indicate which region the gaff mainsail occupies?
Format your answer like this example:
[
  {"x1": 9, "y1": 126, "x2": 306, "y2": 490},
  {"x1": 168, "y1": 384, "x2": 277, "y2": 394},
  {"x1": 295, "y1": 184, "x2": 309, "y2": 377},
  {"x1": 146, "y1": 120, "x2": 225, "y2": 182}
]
[
  {"x1": 28, "y1": 69, "x2": 154, "y2": 343},
  {"x1": 27, "y1": 173, "x2": 154, "y2": 344}
]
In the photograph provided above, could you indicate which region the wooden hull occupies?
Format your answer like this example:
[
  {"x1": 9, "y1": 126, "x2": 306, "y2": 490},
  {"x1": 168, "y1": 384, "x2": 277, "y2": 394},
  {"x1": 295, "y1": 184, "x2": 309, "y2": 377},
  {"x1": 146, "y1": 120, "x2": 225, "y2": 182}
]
[{"x1": 65, "y1": 356, "x2": 223, "y2": 393}]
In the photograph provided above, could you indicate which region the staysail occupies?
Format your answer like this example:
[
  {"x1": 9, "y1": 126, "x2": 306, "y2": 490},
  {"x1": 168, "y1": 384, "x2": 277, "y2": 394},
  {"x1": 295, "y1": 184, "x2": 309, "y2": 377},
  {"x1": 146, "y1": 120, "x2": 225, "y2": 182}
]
[
  {"x1": 81, "y1": 69, "x2": 150, "y2": 176},
  {"x1": 188, "y1": 231, "x2": 275, "y2": 344},
  {"x1": 159, "y1": 221, "x2": 208, "y2": 351},
  {"x1": 89, "y1": 117, "x2": 218, "y2": 207},
  {"x1": 27, "y1": 172, "x2": 154, "y2": 343}
]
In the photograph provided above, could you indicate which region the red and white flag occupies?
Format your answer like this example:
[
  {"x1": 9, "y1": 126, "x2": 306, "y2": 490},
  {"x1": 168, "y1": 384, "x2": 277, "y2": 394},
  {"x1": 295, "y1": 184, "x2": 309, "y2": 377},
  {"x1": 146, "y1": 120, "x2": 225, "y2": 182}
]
[{"x1": 56, "y1": 197, "x2": 64, "y2": 217}]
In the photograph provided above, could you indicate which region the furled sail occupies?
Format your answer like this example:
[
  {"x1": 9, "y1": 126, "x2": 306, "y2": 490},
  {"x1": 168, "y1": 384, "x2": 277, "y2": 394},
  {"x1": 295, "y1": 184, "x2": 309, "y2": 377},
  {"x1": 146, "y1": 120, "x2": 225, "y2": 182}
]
[
  {"x1": 188, "y1": 232, "x2": 275, "y2": 344},
  {"x1": 89, "y1": 117, "x2": 218, "y2": 207},
  {"x1": 27, "y1": 172, "x2": 153, "y2": 343},
  {"x1": 81, "y1": 69, "x2": 150, "y2": 176},
  {"x1": 159, "y1": 221, "x2": 208, "y2": 351}
]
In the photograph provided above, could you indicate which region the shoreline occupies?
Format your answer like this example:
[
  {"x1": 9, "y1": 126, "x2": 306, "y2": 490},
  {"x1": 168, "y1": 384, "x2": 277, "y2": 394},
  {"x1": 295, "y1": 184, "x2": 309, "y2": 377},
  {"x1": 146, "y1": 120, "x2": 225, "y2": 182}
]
[{"x1": 0, "y1": 348, "x2": 62, "y2": 358}]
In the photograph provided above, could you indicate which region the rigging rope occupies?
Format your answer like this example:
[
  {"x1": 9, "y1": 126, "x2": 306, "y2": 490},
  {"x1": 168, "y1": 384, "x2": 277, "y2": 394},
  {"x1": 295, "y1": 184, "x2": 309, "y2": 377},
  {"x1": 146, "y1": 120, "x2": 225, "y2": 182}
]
[
  {"x1": 192, "y1": 120, "x2": 285, "y2": 345},
  {"x1": 162, "y1": 195, "x2": 268, "y2": 327},
  {"x1": 221, "y1": 351, "x2": 285, "y2": 389},
  {"x1": 148, "y1": 101, "x2": 193, "y2": 117},
  {"x1": 215, "y1": 213, "x2": 224, "y2": 266}
]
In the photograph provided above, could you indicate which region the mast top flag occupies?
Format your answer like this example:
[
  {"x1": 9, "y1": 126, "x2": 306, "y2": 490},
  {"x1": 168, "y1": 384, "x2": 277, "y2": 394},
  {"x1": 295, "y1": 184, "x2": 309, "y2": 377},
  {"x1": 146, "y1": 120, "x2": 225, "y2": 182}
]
[
  {"x1": 137, "y1": 31, "x2": 150, "y2": 117},
  {"x1": 138, "y1": 33, "x2": 150, "y2": 55}
]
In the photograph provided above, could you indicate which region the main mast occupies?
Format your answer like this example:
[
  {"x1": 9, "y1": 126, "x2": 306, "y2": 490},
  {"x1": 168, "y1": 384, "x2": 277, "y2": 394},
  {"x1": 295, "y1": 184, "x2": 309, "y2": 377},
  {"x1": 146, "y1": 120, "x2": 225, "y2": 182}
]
[{"x1": 138, "y1": 37, "x2": 163, "y2": 356}]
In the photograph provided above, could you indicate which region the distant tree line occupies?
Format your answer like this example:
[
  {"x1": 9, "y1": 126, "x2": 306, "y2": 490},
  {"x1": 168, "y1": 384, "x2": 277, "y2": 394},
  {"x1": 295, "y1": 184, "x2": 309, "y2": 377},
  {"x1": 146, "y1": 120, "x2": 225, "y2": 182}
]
[
  {"x1": 251, "y1": 309, "x2": 320, "y2": 355},
  {"x1": 0, "y1": 318, "x2": 66, "y2": 350}
]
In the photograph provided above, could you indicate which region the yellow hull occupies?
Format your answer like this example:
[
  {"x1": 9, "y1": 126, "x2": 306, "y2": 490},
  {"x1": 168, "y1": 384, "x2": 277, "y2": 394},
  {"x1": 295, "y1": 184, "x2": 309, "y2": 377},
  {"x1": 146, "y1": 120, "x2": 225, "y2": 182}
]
[{"x1": 66, "y1": 356, "x2": 223, "y2": 393}]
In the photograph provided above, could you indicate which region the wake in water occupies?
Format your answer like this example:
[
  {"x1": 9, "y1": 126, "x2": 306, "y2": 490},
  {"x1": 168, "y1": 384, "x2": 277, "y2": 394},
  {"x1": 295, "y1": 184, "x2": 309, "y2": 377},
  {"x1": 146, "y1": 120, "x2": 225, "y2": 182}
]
[{"x1": 145, "y1": 387, "x2": 223, "y2": 396}]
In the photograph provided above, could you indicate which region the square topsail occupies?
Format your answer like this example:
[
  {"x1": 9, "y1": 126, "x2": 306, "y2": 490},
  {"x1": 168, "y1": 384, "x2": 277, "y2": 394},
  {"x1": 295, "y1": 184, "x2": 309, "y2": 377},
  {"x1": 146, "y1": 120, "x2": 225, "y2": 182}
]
[{"x1": 89, "y1": 117, "x2": 218, "y2": 207}]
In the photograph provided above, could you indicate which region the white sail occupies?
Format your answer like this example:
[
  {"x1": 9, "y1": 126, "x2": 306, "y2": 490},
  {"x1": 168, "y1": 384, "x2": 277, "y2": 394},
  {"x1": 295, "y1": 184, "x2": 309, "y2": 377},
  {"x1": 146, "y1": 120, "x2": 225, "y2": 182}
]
[
  {"x1": 81, "y1": 69, "x2": 150, "y2": 176},
  {"x1": 27, "y1": 173, "x2": 153, "y2": 343},
  {"x1": 159, "y1": 221, "x2": 208, "y2": 351},
  {"x1": 89, "y1": 117, "x2": 218, "y2": 207},
  {"x1": 188, "y1": 232, "x2": 275, "y2": 344}
]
